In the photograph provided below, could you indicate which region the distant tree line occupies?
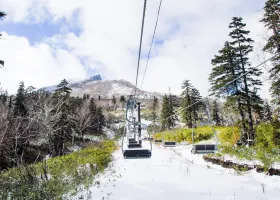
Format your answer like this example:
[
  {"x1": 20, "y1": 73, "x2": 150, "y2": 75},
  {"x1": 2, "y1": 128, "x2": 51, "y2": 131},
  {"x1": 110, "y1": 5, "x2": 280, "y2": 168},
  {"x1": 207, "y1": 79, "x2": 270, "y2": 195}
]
[{"x1": 0, "y1": 79, "x2": 105, "y2": 170}]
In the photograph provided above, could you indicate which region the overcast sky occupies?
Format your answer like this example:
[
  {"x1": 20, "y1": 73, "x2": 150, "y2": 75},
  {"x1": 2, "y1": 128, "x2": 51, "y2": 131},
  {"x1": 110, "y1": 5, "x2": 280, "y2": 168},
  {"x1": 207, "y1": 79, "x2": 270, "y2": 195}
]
[{"x1": 0, "y1": 0, "x2": 273, "y2": 98}]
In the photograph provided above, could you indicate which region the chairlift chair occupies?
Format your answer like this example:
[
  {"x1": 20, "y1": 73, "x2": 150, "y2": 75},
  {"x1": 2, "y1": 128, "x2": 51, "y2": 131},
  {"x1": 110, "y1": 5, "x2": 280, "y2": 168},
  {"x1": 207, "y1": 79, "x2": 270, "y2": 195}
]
[
  {"x1": 122, "y1": 96, "x2": 152, "y2": 158},
  {"x1": 191, "y1": 100, "x2": 218, "y2": 154}
]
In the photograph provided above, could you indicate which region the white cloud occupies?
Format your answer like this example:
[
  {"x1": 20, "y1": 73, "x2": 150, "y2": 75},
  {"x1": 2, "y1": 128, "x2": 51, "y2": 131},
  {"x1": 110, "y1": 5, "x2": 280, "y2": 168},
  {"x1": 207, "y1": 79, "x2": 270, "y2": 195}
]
[
  {"x1": 0, "y1": 0, "x2": 272, "y2": 98},
  {"x1": 0, "y1": 33, "x2": 87, "y2": 93}
]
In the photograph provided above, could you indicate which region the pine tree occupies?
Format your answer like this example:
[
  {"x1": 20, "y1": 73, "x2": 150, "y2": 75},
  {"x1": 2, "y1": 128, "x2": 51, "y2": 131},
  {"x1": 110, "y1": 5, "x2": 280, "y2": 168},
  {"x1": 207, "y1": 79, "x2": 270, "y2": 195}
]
[
  {"x1": 52, "y1": 79, "x2": 73, "y2": 156},
  {"x1": 190, "y1": 87, "x2": 203, "y2": 124},
  {"x1": 0, "y1": 90, "x2": 8, "y2": 104},
  {"x1": 210, "y1": 41, "x2": 247, "y2": 136},
  {"x1": 8, "y1": 95, "x2": 12, "y2": 108},
  {"x1": 229, "y1": 17, "x2": 263, "y2": 140},
  {"x1": 120, "y1": 95, "x2": 125, "y2": 103},
  {"x1": 112, "y1": 95, "x2": 116, "y2": 104},
  {"x1": 14, "y1": 82, "x2": 28, "y2": 117},
  {"x1": 151, "y1": 96, "x2": 159, "y2": 125},
  {"x1": 212, "y1": 99, "x2": 221, "y2": 126},
  {"x1": 161, "y1": 95, "x2": 177, "y2": 130},
  {"x1": 120, "y1": 95, "x2": 126, "y2": 109},
  {"x1": 181, "y1": 80, "x2": 203, "y2": 127},
  {"x1": 263, "y1": 99, "x2": 273, "y2": 122},
  {"x1": 83, "y1": 94, "x2": 87, "y2": 101},
  {"x1": 89, "y1": 98, "x2": 98, "y2": 133},
  {"x1": 96, "y1": 106, "x2": 105, "y2": 134},
  {"x1": 55, "y1": 79, "x2": 71, "y2": 96},
  {"x1": 260, "y1": 0, "x2": 280, "y2": 110},
  {"x1": 168, "y1": 94, "x2": 178, "y2": 128},
  {"x1": 181, "y1": 80, "x2": 193, "y2": 127}
]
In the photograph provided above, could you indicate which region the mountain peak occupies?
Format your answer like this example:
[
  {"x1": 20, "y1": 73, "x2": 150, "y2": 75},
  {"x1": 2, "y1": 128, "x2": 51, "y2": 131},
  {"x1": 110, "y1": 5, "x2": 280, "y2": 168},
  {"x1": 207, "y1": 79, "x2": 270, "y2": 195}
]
[
  {"x1": 88, "y1": 74, "x2": 102, "y2": 81},
  {"x1": 41, "y1": 76, "x2": 162, "y2": 100}
]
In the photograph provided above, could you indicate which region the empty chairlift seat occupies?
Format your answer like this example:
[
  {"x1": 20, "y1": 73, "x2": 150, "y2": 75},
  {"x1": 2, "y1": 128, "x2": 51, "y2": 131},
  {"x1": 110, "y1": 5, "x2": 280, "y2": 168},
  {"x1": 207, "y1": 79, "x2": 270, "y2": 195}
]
[
  {"x1": 163, "y1": 141, "x2": 176, "y2": 147},
  {"x1": 123, "y1": 149, "x2": 151, "y2": 158},
  {"x1": 191, "y1": 144, "x2": 217, "y2": 154},
  {"x1": 154, "y1": 139, "x2": 163, "y2": 143}
]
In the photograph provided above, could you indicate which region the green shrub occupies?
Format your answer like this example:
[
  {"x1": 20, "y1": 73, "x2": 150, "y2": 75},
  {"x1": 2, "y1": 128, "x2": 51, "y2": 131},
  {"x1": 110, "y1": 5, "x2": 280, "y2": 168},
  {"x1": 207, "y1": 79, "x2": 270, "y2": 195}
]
[
  {"x1": 0, "y1": 140, "x2": 116, "y2": 200},
  {"x1": 271, "y1": 119, "x2": 280, "y2": 147},
  {"x1": 218, "y1": 127, "x2": 240, "y2": 146},
  {"x1": 256, "y1": 123, "x2": 275, "y2": 149},
  {"x1": 153, "y1": 126, "x2": 214, "y2": 143}
]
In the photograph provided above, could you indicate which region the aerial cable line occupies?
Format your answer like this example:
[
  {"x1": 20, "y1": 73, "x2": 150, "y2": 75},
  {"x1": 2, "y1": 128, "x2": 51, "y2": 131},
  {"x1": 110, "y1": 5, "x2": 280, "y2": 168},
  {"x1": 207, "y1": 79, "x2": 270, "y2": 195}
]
[
  {"x1": 134, "y1": 0, "x2": 147, "y2": 95},
  {"x1": 161, "y1": 55, "x2": 277, "y2": 122},
  {"x1": 140, "y1": 0, "x2": 163, "y2": 92}
]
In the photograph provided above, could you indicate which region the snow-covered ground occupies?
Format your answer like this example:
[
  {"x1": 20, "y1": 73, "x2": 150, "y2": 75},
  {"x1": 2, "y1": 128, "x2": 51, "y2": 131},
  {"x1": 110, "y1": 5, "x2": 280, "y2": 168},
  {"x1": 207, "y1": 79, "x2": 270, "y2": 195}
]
[{"x1": 73, "y1": 142, "x2": 280, "y2": 200}]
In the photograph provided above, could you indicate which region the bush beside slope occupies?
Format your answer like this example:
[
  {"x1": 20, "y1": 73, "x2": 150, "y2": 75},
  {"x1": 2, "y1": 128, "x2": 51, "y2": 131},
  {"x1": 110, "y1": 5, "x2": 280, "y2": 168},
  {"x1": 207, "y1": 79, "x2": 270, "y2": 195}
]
[{"x1": 0, "y1": 140, "x2": 116, "y2": 200}]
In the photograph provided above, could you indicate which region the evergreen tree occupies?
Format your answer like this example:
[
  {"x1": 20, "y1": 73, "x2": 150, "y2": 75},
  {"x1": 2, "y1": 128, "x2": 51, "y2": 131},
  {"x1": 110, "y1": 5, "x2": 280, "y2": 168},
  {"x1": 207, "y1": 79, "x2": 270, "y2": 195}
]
[
  {"x1": 181, "y1": 80, "x2": 203, "y2": 127},
  {"x1": 98, "y1": 95, "x2": 101, "y2": 100},
  {"x1": 83, "y1": 94, "x2": 87, "y2": 101},
  {"x1": 52, "y1": 79, "x2": 73, "y2": 156},
  {"x1": 263, "y1": 99, "x2": 273, "y2": 122},
  {"x1": 120, "y1": 95, "x2": 125, "y2": 103},
  {"x1": 229, "y1": 17, "x2": 263, "y2": 139},
  {"x1": 212, "y1": 99, "x2": 221, "y2": 126},
  {"x1": 14, "y1": 82, "x2": 28, "y2": 117},
  {"x1": 168, "y1": 94, "x2": 177, "y2": 129},
  {"x1": 8, "y1": 95, "x2": 12, "y2": 108},
  {"x1": 88, "y1": 98, "x2": 98, "y2": 133},
  {"x1": 161, "y1": 95, "x2": 177, "y2": 130},
  {"x1": 190, "y1": 87, "x2": 203, "y2": 124},
  {"x1": 55, "y1": 79, "x2": 71, "y2": 96},
  {"x1": 260, "y1": 0, "x2": 280, "y2": 110},
  {"x1": 120, "y1": 95, "x2": 126, "y2": 109},
  {"x1": 151, "y1": 96, "x2": 159, "y2": 125},
  {"x1": 112, "y1": 95, "x2": 116, "y2": 104},
  {"x1": 96, "y1": 106, "x2": 105, "y2": 133},
  {"x1": 210, "y1": 41, "x2": 247, "y2": 136},
  {"x1": 181, "y1": 80, "x2": 193, "y2": 127},
  {"x1": 70, "y1": 96, "x2": 83, "y2": 111},
  {"x1": 0, "y1": 90, "x2": 8, "y2": 104}
]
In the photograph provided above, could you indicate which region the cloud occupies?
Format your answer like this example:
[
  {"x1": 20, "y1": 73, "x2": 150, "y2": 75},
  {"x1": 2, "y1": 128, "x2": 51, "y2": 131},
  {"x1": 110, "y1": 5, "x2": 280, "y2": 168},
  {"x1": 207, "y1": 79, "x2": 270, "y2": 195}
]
[
  {"x1": 0, "y1": 0, "x2": 273, "y2": 99},
  {"x1": 0, "y1": 33, "x2": 87, "y2": 93}
]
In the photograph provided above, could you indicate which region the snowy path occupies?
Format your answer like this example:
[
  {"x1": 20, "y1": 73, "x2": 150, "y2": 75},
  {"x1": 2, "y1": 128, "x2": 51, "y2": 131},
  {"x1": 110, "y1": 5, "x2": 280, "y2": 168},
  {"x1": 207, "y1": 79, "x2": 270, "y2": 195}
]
[{"x1": 74, "y1": 144, "x2": 280, "y2": 200}]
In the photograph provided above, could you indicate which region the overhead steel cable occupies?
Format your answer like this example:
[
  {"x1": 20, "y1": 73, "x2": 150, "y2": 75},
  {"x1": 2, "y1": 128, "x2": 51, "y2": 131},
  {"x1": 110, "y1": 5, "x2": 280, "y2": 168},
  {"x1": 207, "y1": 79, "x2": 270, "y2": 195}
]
[
  {"x1": 140, "y1": 0, "x2": 163, "y2": 91},
  {"x1": 134, "y1": 0, "x2": 147, "y2": 95}
]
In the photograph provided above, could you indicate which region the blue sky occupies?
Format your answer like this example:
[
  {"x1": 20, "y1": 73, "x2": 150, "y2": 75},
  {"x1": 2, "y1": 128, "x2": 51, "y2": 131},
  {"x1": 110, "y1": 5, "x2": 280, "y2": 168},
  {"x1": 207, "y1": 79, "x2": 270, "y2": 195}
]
[
  {"x1": 0, "y1": 20, "x2": 81, "y2": 45},
  {"x1": 0, "y1": 0, "x2": 272, "y2": 98}
]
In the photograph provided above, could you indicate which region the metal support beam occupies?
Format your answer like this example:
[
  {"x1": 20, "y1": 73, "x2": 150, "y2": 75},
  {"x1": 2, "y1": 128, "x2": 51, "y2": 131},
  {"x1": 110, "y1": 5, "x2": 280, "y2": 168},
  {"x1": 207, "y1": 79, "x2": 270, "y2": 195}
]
[{"x1": 137, "y1": 102, "x2": 141, "y2": 138}]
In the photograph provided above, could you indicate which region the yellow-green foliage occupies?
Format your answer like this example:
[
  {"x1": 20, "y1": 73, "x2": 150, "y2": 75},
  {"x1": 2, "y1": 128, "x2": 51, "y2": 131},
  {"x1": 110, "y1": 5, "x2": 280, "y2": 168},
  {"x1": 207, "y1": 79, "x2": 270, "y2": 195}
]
[
  {"x1": 218, "y1": 123, "x2": 280, "y2": 171},
  {"x1": 218, "y1": 127, "x2": 240, "y2": 146},
  {"x1": 220, "y1": 145, "x2": 280, "y2": 171},
  {"x1": 0, "y1": 140, "x2": 116, "y2": 200},
  {"x1": 153, "y1": 126, "x2": 214, "y2": 143},
  {"x1": 256, "y1": 123, "x2": 275, "y2": 148}
]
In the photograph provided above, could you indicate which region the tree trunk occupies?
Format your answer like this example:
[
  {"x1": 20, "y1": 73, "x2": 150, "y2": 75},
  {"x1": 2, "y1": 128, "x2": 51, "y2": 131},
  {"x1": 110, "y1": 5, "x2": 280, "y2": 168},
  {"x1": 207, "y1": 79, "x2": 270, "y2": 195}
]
[
  {"x1": 239, "y1": 47, "x2": 254, "y2": 141},
  {"x1": 229, "y1": 53, "x2": 247, "y2": 139}
]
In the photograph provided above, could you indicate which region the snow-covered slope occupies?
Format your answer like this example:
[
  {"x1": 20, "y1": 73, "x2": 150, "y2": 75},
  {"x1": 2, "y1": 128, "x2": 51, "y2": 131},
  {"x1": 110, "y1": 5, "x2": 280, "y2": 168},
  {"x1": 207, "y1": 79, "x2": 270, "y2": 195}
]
[
  {"x1": 72, "y1": 141, "x2": 280, "y2": 200},
  {"x1": 42, "y1": 76, "x2": 162, "y2": 99}
]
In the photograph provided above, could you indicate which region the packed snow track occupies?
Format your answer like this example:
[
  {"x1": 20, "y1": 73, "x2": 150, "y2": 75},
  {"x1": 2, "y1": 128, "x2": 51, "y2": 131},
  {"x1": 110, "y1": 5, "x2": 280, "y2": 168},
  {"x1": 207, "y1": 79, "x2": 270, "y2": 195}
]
[{"x1": 74, "y1": 143, "x2": 280, "y2": 200}]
